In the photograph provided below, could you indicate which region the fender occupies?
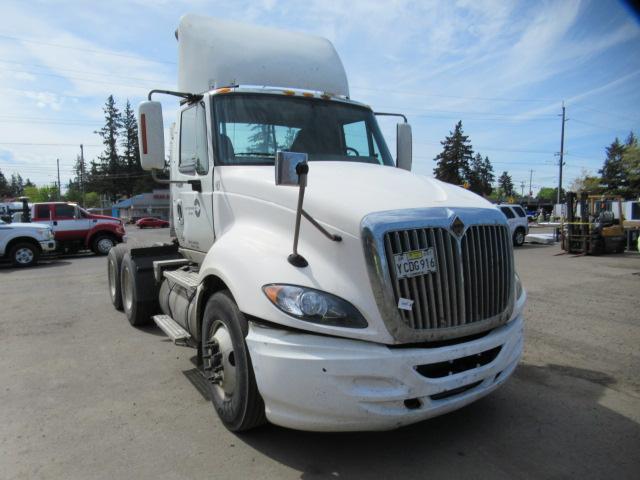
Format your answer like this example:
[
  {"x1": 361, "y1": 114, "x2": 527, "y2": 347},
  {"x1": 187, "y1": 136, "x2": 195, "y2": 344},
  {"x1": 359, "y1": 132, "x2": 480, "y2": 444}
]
[
  {"x1": 84, "y1": 222, "x2": 125, "y2": 248},
  {"x1": 195, "y1": 215, "x2": 393, "y2": 344}
]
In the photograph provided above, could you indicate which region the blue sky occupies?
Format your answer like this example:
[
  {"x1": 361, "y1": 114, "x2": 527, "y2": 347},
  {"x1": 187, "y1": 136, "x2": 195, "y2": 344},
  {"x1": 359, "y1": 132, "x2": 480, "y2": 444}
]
[{"x1": 0, "y1": 0, "x2": 638, "y2": 195}]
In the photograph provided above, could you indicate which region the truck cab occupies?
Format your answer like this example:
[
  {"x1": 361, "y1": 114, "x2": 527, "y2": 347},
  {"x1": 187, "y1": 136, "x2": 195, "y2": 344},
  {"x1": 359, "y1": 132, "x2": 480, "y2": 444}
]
[
  {"x1": 32, "y1": 202, "x2": 125, "y2": 255},
  {"x1": 107, "y1": 15, "x2": 526, "y2": 433}
]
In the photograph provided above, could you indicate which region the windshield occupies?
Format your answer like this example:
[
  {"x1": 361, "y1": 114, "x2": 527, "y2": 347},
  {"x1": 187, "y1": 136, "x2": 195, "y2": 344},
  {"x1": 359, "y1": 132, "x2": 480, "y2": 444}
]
[{"x1": 212, "y1": 93, "x2": 394, "y2": 166}]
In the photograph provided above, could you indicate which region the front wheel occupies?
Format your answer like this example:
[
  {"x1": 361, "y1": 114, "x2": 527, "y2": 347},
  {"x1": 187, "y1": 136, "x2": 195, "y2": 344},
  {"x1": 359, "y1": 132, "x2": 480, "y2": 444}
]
[
  {"x1": 202, "y1": 291, "x2": 266, "y2": 432},
  {"x1": 92, "y1": 234, "x2": 115, "y2": 255},
  {"x1": 513, "y1": 228, "x2": 525, "y2": 247},
  {"x1": 10, "y1": 242, "x2": 39, "y2": 267}
]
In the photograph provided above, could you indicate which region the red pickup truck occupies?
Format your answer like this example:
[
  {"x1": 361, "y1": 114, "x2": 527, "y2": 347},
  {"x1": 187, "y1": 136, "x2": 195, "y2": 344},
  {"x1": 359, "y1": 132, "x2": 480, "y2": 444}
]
[{"x1": 32, "y1": 202, "x2": 126, "y2": 255}]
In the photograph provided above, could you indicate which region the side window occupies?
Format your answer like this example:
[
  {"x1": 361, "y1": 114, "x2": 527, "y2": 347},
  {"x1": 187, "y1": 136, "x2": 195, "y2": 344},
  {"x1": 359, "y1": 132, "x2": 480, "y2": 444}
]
[
  {"x1": 514, "y1": 207, "x2": 526, "y2": 218},
  {"x1": 54, "y1": 204, "x2": 76, "y2": 218},
  {"x1": 500, "y1": 206, "x2": 515, "y2": 219},
  {"x1": 343, "y1": 121, "x2": 370, "y2": 157},
  {"x1": 35, "y1": 204, "x2": 50, "y2": 219},
  {"x1": 180, "y1": 103, "x2": 208, "y2": 175}
]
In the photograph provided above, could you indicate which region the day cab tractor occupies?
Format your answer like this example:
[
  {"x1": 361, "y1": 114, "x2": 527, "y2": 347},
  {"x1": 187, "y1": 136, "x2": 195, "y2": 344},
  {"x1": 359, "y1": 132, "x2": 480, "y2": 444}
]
[
  {"x1": 105, "y1": 15, "x2": 526, "y2": 433},
  {"x1": 562, "y1": 192, "x2": 626, "y2": 255}
]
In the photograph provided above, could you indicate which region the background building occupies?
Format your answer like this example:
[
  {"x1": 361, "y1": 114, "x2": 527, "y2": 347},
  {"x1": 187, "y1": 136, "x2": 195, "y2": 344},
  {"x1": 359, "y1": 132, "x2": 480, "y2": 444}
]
[{"x1": 113, "y1": 190, "x2": 170, "y2": 222}]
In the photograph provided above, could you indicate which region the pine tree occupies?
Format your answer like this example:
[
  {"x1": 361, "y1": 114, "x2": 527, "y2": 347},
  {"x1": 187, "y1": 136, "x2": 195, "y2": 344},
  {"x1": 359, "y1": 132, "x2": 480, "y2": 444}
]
[
  {"x1": 468, "y1": 153, "x2": 495, "y2": 196},
  {"x1": 10, "y1": 173, "x2": 24, "y2": 197},
  {"x1": 433, "y1": 121, "x2": 473, "y2": 185},
  {"x1": 95, "y1": 95, "x2": 123, "y2": 201},
  {"x1": 120, "y1": 100, "x2": 140, "y2": 196},
  {"x1": 498, "y1": 171, "x2": 514, "y2": 198},
  {"x1": 0, "y1": 169, "x2": 9, "y2": 197},
  {"x1": 599, "y1": 137, "x2": 626, "y2": 194}
]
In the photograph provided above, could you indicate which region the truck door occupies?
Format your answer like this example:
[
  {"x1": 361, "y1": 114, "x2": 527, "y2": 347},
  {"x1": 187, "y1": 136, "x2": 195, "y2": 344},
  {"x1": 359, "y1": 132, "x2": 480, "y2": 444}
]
[
  {"x1": 32, "y1": 204, "x2": 52, "y2": 225},
  {"x1": 51, "y1": 204, "x2": 89, "y2": 241},
  {"x1": 172, "y1": 101, "x2": 214, "y2": 252}
]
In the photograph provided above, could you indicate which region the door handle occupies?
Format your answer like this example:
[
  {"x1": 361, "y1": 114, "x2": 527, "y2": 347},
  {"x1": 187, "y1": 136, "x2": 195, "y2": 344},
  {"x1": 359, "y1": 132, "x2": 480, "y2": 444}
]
[{"x1": 53, "y1": 221, "x2": 58, "y2": 226}]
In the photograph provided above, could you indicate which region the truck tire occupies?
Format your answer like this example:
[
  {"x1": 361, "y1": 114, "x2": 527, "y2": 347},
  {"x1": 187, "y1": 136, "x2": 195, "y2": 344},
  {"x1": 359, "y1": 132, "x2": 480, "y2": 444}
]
[
  {"x1": 92, "y1": 234, "x2": 116, "y2": 255},
  {"x1": 120, "y1": 252, "x2": 156, "y2": 326},
  {"x1": 513, "y1": 228, "x2": 525, "y2": 247},
  {"x1": 10, "y1": 242, "x2": 40, "y2": 267},
  {"x1": 202, "y1": 291, "x2": 266, "y2": 432},
  {"x1": 107, "y1": 245, "x2": 127, "y2": 310}
]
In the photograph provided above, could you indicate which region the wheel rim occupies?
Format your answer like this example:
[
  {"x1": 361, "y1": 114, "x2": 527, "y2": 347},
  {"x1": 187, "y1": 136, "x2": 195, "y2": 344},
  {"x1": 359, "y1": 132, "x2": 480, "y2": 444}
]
[
  {"x1": 108, "y1": 258, "x2": 117, "y2": 298},
  {"x1": 122, "y1": 265, "x2": 133, "y2": 312},
  {"x1": 206, "y1": 321, "x2": 237, "y2": 398},
  {"x1": 15, "y1": 247, "x2": 34, "y2": 264},
  {"x1": 517, "y1": 232, "x2": 524, "y2": 244},
  {"x1": 97, "y1": 238, "x2": 114, "y2": 254}
]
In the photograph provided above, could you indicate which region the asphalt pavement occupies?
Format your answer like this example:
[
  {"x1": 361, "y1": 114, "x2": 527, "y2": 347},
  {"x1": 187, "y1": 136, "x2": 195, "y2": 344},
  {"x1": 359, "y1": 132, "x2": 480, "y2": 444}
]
[{"x1": 1, "y1": 227, "x2": 639, "y2": 479}]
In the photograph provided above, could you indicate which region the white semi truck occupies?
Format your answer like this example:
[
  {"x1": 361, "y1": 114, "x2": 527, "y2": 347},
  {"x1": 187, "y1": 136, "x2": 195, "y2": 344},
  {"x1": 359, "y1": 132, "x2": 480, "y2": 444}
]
[{"x1": 106, "y1": 15, "x2": 526, "y2": 432}]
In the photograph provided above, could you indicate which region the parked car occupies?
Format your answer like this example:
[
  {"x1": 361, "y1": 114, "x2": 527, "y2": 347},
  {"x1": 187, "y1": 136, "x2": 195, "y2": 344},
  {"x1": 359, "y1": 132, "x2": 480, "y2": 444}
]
[
  {"x1": 498, "y1": 204, "x2": 529, "y2": 246},
  {"x1": 31, "y1": 202, "x2": 126, "y2": 255},
  {"x1": 136, "y1": 217, "x2": 170, "y2": 228},
  {"x1": 0, "y1": 219, "x2": 56, "y2": 267}
]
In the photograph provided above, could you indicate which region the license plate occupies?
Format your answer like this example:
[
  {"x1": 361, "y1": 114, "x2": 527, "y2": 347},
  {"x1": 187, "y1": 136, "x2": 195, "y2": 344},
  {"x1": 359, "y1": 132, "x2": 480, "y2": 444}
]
[{"x1": 393, "y1": 248, "x2": 437, "y2": 279}]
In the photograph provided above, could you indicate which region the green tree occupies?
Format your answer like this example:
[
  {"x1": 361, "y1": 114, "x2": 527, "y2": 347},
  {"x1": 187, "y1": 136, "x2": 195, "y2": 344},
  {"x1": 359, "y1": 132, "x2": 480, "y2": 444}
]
[
  {"x1": 95, "y1": 95, "x2": 123, "y2": 200},
  {"x1": 497, "y1": 171, "x2": 514, "y2": 198},
  {"x1": 599, "y1": 137, "x2": 626, "y2": 194},
  {"x1": 569, "y1": 168, "x2": 604, "y2": 194},
  {"x1": 9, "y1": 173, "x2": 25, "y2": 197},
  {"x1": 622, "y1": 144, "x2": 640, "y2": 198},
  {"x1": 23, "y1": 184, "x2": 59, "y2": 202},
  {"x1": 468, "y1": 153, "x2": 494, "y2": 196},
  {"x1": 433, "y1": 121, "x2": 473, "y2": 185},
  {"x1": 0, "y1": 169, "x2": 9, "y2": 197},
  {"x1": 536, "y1": 187, "x2": 565, "y2": 202}
]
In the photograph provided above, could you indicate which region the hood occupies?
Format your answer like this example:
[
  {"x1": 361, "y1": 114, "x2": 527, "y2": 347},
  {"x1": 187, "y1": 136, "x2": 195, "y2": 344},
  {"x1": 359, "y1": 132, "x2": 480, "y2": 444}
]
[
  {"x1": 88, "y1": 214, "x2": 120, "y2": 222},
  {"x1": 218, "y1": 161, "x2": 495, "y2": 236}
]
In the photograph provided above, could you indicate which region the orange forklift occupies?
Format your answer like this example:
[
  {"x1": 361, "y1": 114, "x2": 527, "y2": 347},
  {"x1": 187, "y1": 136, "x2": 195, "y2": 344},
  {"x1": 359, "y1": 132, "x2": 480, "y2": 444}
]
[{"x1": 562, "y1": 193, "x2": 626, "y2": 254}]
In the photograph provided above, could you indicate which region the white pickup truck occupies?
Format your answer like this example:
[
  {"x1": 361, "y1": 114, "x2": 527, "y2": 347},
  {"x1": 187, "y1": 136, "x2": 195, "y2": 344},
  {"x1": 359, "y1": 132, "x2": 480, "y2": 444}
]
[
  {"x1": 106, "y1": 15, "x2": 526, "y2": 432},
  {"x1": 0, "y1": 219, "x2": 56, "y2": 267}
]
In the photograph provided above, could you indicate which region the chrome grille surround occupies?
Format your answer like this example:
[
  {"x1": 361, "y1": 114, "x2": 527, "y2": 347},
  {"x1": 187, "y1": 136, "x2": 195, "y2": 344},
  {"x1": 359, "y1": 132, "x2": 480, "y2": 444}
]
[{"x1": 361, "y1": 207, "x2": 515, "y2": 342}]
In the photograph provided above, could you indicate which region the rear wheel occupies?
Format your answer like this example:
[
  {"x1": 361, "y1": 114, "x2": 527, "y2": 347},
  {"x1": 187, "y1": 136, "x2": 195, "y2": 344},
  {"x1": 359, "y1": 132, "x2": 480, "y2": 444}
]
[
  {"x1": 92, "y1": 234, "x2": 116, "y2": 255},
  {"x1": 202, "y1": 291, "x2": 266, "y2": 432},
  {"x1": 120, "y1": 253, "x2": 156, "y2": 326},
  {"x1": 107, "y1": 245, "x2": 127, "y2": 310},
  {"x1": 10, "y1": 242, "x2": 39, "y2": 267}
]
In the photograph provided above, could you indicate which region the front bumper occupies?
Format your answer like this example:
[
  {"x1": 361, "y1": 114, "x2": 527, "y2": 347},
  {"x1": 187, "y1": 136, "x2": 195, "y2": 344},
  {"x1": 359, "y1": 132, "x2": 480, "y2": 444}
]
[
  {"x1": 247, "y1": 299, "x2": 524, "y2": 432},
  {"x1": 39, "y1": 240, "x2": 56, "y2": 253}
]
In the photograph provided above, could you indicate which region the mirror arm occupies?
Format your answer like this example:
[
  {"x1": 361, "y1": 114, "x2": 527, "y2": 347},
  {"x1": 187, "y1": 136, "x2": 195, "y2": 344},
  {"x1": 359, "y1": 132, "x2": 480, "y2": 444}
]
[
  {"x1": 148, "y1": 89, "x2": 202, "y2": 103},
  {"x1": 374, "y1": 112, "x2": 407, "y2": 123},
  {"x1": 301, "y1": 209, "x2": 342, "y2": 242},
  {"x1": 288, "y1": 163, "x2": 309, "y2": 268}
]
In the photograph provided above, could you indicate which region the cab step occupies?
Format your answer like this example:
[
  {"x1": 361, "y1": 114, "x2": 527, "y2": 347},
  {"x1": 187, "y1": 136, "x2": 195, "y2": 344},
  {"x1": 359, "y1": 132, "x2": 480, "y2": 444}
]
[
  {"x1": 163, "y1": 268, "x2": 199, "y2": 291},
  {"x1": 153, "y1": 314, "x2": 192, "y2": 346}
]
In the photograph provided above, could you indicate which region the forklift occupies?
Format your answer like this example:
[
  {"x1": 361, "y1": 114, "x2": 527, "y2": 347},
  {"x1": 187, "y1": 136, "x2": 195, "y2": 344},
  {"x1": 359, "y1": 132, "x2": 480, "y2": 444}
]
[{"x1": 562, "y1": 192, "x2": 626, "y2": 254}]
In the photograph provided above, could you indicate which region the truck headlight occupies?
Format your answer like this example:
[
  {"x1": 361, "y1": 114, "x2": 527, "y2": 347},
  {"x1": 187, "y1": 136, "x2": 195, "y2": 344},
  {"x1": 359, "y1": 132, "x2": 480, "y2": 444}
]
[
  {"x1": 515, "y1": 272, "x2": 523, "y2": 300},
  {"x1": 262, "y1": 284, "x2": 368, "y2": 328}
]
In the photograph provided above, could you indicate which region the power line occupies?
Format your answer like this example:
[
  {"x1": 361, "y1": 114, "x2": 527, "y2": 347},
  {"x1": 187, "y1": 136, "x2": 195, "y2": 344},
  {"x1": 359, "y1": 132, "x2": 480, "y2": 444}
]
[
  {"x1": 0, "y1": 33, "x2": 176, "y2": 65},
  {"x1": 0, "y1": 58, "x2": 169, "y2": 84},
  {"x1": 351, "y1": 85, "x2": 558, "y2": 103}
]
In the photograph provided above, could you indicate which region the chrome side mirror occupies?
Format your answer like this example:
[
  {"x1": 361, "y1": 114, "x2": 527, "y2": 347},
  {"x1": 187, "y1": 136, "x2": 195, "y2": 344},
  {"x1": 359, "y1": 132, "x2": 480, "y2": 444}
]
[
  {"x1": 396, "y1": 122, "x2": 412, "y2": 171},
  {"x1": 275, "y1": 151, "x2": 308, "y2": 186}
]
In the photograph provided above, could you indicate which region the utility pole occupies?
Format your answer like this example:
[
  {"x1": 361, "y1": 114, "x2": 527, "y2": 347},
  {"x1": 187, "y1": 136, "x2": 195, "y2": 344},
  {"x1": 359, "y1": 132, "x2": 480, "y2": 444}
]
[
  {"x1": 557, "y1": 103, "x2": 566, "y2": 206},
  {"x1": 56, "y1": 158, "x2": 61, "y2": 200},
  {"x1": 529, "y1": 169, "x2": 534, "y2": 199},
  {"x1": 520, "y1": 180, "x2": 526, "y2": 198},
  {"x1": 80, "y1": 144, "x2": 85, "y2": 207}
]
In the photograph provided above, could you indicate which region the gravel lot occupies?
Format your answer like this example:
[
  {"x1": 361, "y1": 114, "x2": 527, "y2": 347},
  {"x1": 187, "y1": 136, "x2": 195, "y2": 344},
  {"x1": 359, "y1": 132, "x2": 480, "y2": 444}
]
[{"x1": 1, "y1": 227, "x2": 639, "y2": 480}]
